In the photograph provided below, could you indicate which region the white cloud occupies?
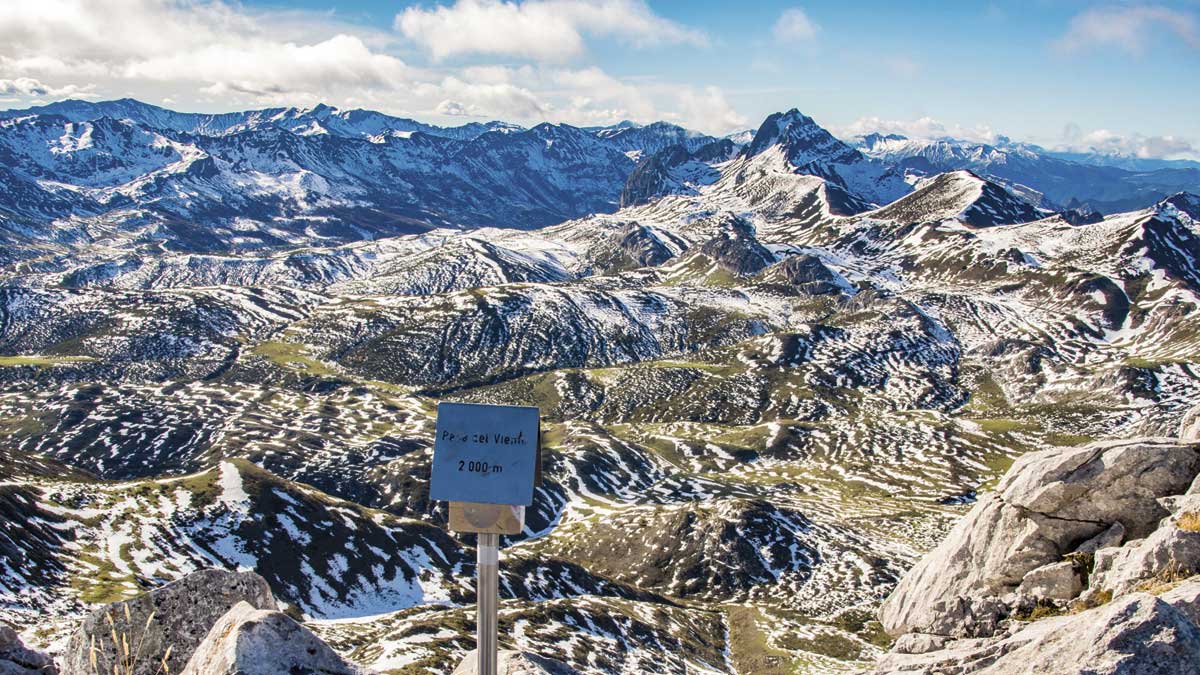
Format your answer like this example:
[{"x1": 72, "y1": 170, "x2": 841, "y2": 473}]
[
  {"x1": 772, "y1": 7, "x2": 818, "y2": 42},
  {"x1": 1056, "y1": 5, "x2": 1200, "y2": 54},
  {"x1": 0, "y1": 0, "x2": 411, "y2": 106},
  {"x1": 0, "y1": 0, "x2": 745, "y2": 133},
  {"x1": 395, "y1": 0, "x2": 706, "y2": 62},
  {"x1": 672, "y1": 86, "x2": 749, "y2": 135},
  {"x1": 124, "y1": 34, "x2": 409, "y2": 95},
  {"x1": 834, "y1": 116, "x2": 1000, "y2": 144},
  {"x1": 436, "y1": 100, "x2": 471, "y2": 116},
  {"x1": 1059, "y1": 123, "x2": 1196, "y2": 159},
  {"x1": 0, "y1": 77, "x2": 91, "y2": 99},
  {"x1": 435, "y1": 76, "x2": 548, "y2": 119}
]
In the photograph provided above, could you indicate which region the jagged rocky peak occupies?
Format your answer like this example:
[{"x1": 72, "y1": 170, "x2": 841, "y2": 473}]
[
  {"x1": 1060, "y1": 204, "x2": 1105, "y2": 226},
  {"x1": 740, "y1": 108, "x2": 862, "y2": 167},
  {"x1": 856, "y1": 132, "x2": 909, "y2": 150},
  {"x1": 1158, "y1": 192, "x2": 1200, "y2": 221},
  {"x1": 595, "y1": 120, "x2": 717, "y2": 156},
  {"x1": 1113, "y1": 200, "x2": 1200, "y2": 293},
  {"x1": 731, "y1": 108, "x2": 912, "y2": 208},
  {"x1": 618, "y1": 137, "x2": 732, "y2": 207},
  {"x1": 620, "y1": 144, "x2": 692, "y2": 207}
]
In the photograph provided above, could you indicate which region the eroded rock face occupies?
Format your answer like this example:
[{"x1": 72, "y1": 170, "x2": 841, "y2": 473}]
[
  {"x1": 60, "y1": 569, "x2": 276, "y2": 675},
  {"x1": 0, "y1": 625, "x2": 57, "y2": 674},
  {"x1": 452, "y1": 650, "x2": 581, "y2": 675},
  {"x1": 879, "y1": 438, "x2": 1200, "y2": 637},
  {"x1": 1016, "y1": 561, "x2": 1081, "y2": 601},
  {"x1": 180, "y1": 602, "x2": 367, "y2": 675},
  {"x1": 1089, "y1": 519, "x2": 1200, "y2": 598},
  {"x1": 874, "y1": 584, "x2": 1200, "y2": 675},
  {"x1": 765, "y1": 254, "x2": 850, "y2": 294}
]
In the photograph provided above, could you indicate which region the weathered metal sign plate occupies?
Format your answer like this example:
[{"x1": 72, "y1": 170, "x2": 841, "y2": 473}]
[{"x1": 430, "y1": 402, "x2": 539, "y2": 506}]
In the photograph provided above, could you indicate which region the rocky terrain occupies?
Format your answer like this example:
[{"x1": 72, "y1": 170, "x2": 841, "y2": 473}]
[
  {"x1": 873, "y1": 434, "x2": 1200, "y2": 674},
  {"x1": 0, "y1": 99, "x2": 1198, "y2": 674}
]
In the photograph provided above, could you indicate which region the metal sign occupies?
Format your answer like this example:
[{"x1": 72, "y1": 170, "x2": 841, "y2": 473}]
[
  {"x1": 430, "y1": 401, "x2": 542, "y2": 675},
  {"x1": 430, "y1": 402, "x2": 539, "y2": 506}
]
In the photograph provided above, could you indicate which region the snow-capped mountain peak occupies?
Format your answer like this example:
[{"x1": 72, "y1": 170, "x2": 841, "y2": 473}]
[{"x1": 735, "y1": 109, "x2": 911, "y2": 208}]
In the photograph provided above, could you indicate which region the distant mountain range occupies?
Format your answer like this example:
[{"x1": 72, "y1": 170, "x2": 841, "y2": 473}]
[
  {"x1": 852, "y1": 132, "x2": 1200, "y2": 214},
  {"x1": 0, "y1": 98, "x2": 1196, "y2": 260}
]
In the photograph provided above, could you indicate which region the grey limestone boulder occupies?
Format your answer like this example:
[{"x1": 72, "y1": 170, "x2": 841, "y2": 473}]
[
  {"x1": 879, "y1": 438, "x2": 1200, "y2": 637},
  {"x1": 1089, "y1": 518, "x2": 1200, "y2": 598},
  {"x1": 180, "y1": 602, "x2": 368, "y2": 675},
  {"x1": 0, "y1": 626, "x2": 56, "y2": 674},
  {"x1": 1075, "y1": 521, "x2": 1125, "y2": 555},
  {"x1": 452, "y1": 650, "x2": 581, "y2": 675},
  {"x1": 60, "y1": 569, "x2": 276, "y2": 675},
  {"x1": 875, "y1": 584, "x2": 1200, "y2": 674},
  {"x1": 1016, "y1": 561, "x2": 1082, "y2": 601},
  {"x1": 1180, "y1": 404, "x2": 1200, "y2": 441}
]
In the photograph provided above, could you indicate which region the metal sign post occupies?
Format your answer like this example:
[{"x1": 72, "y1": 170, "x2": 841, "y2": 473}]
[
  {"x1": 429, "y1": 402, "x2": 541, "y2": 675},
  {"x1": 477, "y1": 532, "x2": 499, "y2": 675}
]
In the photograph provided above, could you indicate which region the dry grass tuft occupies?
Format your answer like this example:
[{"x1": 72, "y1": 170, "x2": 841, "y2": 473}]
[
  {"x1": 1177, "y1": 512, "x2": 1200, "y2": 533},
  {"x1": 88, "y1": 605, "x2": 172, "y2": 675},
  {"x1": 1135, "y1": 559, "x2": 1194, "y2": 596}
]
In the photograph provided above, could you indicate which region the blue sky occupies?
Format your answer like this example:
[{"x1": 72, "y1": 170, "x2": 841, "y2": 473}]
[{"x1": 1, "y1": 1, "x2": 1197, "y2": 157}]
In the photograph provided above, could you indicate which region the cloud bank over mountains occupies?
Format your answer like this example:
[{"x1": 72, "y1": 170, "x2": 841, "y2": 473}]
[
  {"x1": 0, "y1": 0, "x2": 740, "y2": 133},
  {"x1": 0, "y1": 0, "x2": 1194, "y2": 154}
]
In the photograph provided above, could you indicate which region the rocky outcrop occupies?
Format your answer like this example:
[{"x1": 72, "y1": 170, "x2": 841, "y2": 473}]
[
  {"x1": 0, "y1": 626, "x2": 56, "y2": 674},
  {"x1": 452, "y1": 650, "x2": 581, "y2": 675},
  {"x1": 180, "y1": 602, "x2": 367, "y2": 675},
  {"x1": 1086, "y1": 494, "x2": 1200, "y2": 598},
  {"x1": 61, "y1": 569, "x2": 277, "y2": 675},
  {"x1": 58, "y1": 569, "x2": 378, "y2": 675},
  {"x1": 620, "y1": 144, "x2": 691, "y2": 208},
  {"x1": 880, "y1": 438, "x2": 1200, "y2": 638},
  {"x1": 874, "y1": 436, "x2": 1200, "y2": 673},
  {"x1": 1181, "y1": 404, "x2": 1200, "y2": 441},
  {"x1": 875, "y1": 582, "x2": 1200, "y2": 674},
  {"x1": 763, "y1": 254, "x2": 850, "y2": 294},
  {"x1": 699, "y1": 222, "x2": 775, "y2": 277},
  {"x1": 1015, "y1": 561, "x2": 1081, "y2": 600}
]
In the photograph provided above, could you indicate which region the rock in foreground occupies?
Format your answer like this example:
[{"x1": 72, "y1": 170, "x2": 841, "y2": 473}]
[
  {"x1": 0, "y1": 625, "x2": 57, "y2": 674},
  {"x1": 452, "y1": 650, "x2": 581, "y2": 675},
  {"x1": 181, "y1": 602, "x2": 368, "y2": 675},
  {"x1": 874, "y1": 435, "x2": 1200, "y2": 673},
  {"x1": 61, "y1": 569, "x2": 276, "y2": 675},
  {"x1": 876, "y1": 583, "x2": 1200, "y2": 674},
  {"x1": 880, "y1": 438, "x2": 1200, "y2": 638}
]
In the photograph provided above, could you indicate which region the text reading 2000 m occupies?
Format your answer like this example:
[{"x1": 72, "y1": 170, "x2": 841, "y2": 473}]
[{"x1": 459, "y1": 460, "x2": 504, "y2": 475}]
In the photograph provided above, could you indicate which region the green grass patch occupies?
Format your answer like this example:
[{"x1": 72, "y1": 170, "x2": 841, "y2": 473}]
[
  {"x1": 972, "y1": 418, "x2": 1035, "y2": 434},
  {"x1": 72, "y1": 554, "x2": 139, "y2": 605},
  {"x1": 726, "y1": 605, "x2": 802, "y2": 675},
  {"x1": 0, "y1": 354, "x2": 95, "y2": 367},
  {"x1": 251, "y1": 340, "x2": 339, "y2": 376}
]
